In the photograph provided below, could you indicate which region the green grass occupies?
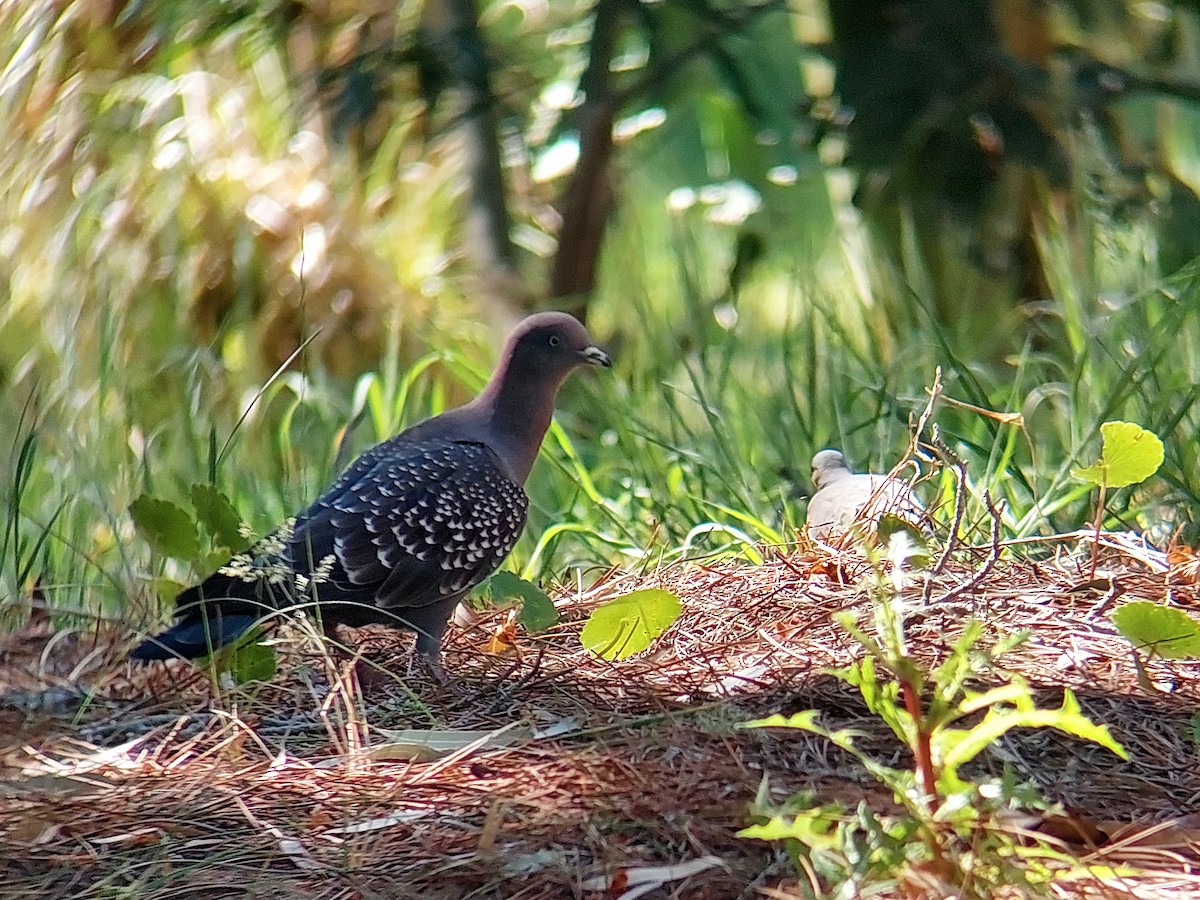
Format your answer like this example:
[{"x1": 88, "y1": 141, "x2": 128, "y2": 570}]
[{"x1": 2, "y1": 0, "x2": 1199, "y2": 638}]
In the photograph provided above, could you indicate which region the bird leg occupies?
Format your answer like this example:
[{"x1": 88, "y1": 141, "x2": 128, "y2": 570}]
[
  {"x1": 316, "y1": 618, "x2": 395, "y2": 691},
  {"x1": 406, "y1": 605, "x2": 458, "y2": 686},
  {"x1": 324, "y1": 615, "x2": 454, "y2": 688},
  {"x1": 408, "y1": 648, "x2": 452, "y2": 686},
  {"x1": 320, "y1": 616, "x2": 344, "y2": 652}
]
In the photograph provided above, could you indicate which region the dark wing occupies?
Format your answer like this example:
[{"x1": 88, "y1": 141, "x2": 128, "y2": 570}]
[
  {"x1": 287, "y1": 439, "x2": 528, "y2": 611},
  {"x1": 319, "y1": 431, "x2": 417, "y2": 498}
]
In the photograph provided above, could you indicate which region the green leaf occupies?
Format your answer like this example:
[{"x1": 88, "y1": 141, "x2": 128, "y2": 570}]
[
  {"x1": 190, "y1": 484, "x2": 250, "y2": 552},
  {"x1": 229, "y1": 636, "x2": 277, "y2": 684},
  {"x1": 738, "y1": 810, "x2": 842, "y2": 849},
  {"x1": 1112, "y1": 600, "x2": 1200, "y2": 659},
  {"x1": 580, "y1": 588, "x2": 682, "y2": 660},
  {"x1": 879, "y1": 515, "x2": 931, "y2": 568},
  {"x1": 152, "y1": 577, "x2": 187, "y2": 603},
  {"x1": 743, "y1": 710, "x2": 822, "y2": 731},
  {"x1": 486, "y1": 570, "x2": 558, "y2": 633},
  {"x1": 940, "y1": 688, "x2": 1127, "y2": 772},
  {"x1": 1073, "y1": 421, "x2": 1164, "y2": 489},
  {"x1": 204, "y1": 549, "x2": 235, "y2": 572},
  {"x1": 130, "y1": 495, "x2": 202, "y2": 560},
  {"x1": 958, "y1": 682, "x2": 1031, "y2": 714}
]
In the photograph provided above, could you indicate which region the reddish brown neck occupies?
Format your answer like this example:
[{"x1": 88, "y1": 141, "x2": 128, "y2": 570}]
[{"x1": 470, "y1": 359, "x2": 569, "y2": 483}]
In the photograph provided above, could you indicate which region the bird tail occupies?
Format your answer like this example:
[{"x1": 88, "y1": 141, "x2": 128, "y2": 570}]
[{"x1": 129, "y1": 575, "x2": 269, "y2": 661}]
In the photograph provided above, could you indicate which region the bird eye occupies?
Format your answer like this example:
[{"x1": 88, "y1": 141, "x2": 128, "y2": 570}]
[{"x1": 548, "y1": 335, "x2": 561, "y2": 348}]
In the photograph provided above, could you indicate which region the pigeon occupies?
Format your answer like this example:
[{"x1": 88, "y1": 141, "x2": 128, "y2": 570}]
[
  {"x1": 130, "y1": 312, "x2": 611, "y2": 674},
  {"x1": 806, "y1": 449, "x2": 925, "y2": 543}
]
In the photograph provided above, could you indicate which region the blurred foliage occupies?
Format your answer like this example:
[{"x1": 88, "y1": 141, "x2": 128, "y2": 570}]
[
  {"x1": 827, "y1": 0, "x2": 1200, "y2": 347},
  {"x1": 1, "y1": 0, "x2": 1199, "y2": 630}
]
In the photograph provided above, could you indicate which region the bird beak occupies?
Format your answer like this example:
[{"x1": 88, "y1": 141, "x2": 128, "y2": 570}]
[{"x1": 580, "y1": 345, "x2": 612, "y2": 368}]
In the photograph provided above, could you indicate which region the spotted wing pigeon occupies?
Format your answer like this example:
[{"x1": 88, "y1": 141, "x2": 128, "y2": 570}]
[
  {"x1": 131, "y1": 312, "x2": 611, "y2": 672},
  {"x1": 806, "y1": 449, "x2": 924, "y2": 543}
]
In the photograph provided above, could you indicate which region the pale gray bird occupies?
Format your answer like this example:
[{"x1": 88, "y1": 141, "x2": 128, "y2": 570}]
[
  {"x1": 807, "y1": 449, "x2": 924, "y2": 543},
  {"x1": 131, "y1": 312, "x2": 611, "y2": 674}
]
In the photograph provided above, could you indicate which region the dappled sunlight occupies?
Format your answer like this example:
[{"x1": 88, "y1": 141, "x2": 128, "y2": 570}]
[
  {"x1": 3, "y1": 540, "x2": 1200, "y2": 895},
  {"x1": 5, "y1": 0, "x2": 1200, "y2": 895}
]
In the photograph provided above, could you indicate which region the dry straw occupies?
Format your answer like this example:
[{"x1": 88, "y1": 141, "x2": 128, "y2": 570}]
[{"x1": 2, "y1": 534, "x2": 1198, "y2": 898}]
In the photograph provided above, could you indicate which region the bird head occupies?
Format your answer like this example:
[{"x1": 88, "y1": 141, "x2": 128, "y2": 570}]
[
  {"x1": 469, "y1": 312, "x2": 612, "y2": 482},
  {"x1": 504, "y1": 311, "x2": 612, "y2": 380},
  {"x1": 811, "y1": 448, "x2": 850, "y2": 488}
]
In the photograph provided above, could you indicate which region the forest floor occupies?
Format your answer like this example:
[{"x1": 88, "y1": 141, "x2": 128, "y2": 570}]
[{"x1": 2, "y1": 536, "x2": 1199, "y2": 899}]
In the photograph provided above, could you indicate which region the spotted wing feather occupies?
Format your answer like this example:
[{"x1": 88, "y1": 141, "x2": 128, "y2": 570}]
[
  {"x1": 131, "y1": 438, "x2": 526, "y2": 660},
  {"x1": 289, "y1": 439, "x2": 528, "y2": 611}
]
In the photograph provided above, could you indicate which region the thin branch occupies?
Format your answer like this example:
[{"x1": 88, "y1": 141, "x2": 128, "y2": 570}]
[{"x1": 933, "y1": 491, "x2": 1004, "y2": 607}]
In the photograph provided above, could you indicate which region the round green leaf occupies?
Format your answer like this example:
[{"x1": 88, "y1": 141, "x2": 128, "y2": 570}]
[
  {"x1": 580, "y1": 589, "x2": 683, "y2": 661},
  {"x1": 230, "y1": 639, "x2": 278, "y2": 684},
  {"x1": 1112, "y1": 600, "x2": 1200, "y2": 659},
  {"x1": 152, "y1": 577, "x2": 187, "y2": 603},
  {"x1": 1073, "y1": 421, "x2": 1164, "y2": 489},
  {"x1": 486, "y1": 570, "x2": 558, "y2": 633},
  {"x1": 190, "y1": 483, "x2": 250, "y2": 552},
  {"x1": 130, "y1": 495, "x2": 202, "y2": 561}
]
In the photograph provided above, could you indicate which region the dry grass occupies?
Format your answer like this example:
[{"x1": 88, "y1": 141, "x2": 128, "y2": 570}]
[{"x1": 2, "y1": 535, "x2": 1200, "y2": 899}]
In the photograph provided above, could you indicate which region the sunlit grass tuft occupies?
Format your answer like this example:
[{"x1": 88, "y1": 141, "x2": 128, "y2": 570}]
[{"x1": 2, "y1": 1, "x2": 1199, "y2": 641}]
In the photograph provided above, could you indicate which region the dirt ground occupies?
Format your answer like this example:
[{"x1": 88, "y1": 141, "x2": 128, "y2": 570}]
[{"x1": 2, "y1": 536, "x2": 1199, "y2": 899}]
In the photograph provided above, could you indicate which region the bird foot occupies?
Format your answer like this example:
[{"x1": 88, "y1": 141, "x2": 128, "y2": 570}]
[{"x1": 408, "y1": 651, "x2": 452, "y2": 687}]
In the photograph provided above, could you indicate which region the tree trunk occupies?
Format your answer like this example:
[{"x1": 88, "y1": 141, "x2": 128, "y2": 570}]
[
  {"x1": 422, "y1": 0, "x2": 521, "y2": 306},
  {"x1": 549, "y1": 0, "x2": 625, "y2": 321}
]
